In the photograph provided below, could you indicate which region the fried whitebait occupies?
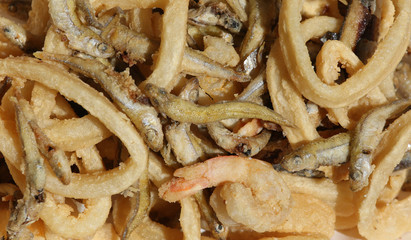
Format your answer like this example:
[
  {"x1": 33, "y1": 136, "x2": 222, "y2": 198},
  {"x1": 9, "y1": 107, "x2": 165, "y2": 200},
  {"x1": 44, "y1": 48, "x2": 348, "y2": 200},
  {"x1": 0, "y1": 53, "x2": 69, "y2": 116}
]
[
  {"x1": 273, "y1": 164, "x2": 326, "y2": 178},
  {"x1": 207, "y1": 121, "x2": 271, "y2": 157},
  {"x1": 100, "y1": 16, "x2": 247, "y2": 81},
  {"x1": 182, "y1": 47, "x2": 251, "y2": 82},
  {"x1": 121, "y1": 170, "x2": 150, "y2": 240},
  {"x1": 350, "y1": 99, "x2": 411, "y2": 192},
  {"x1": 7, "y1": 96, "x2": 46, "y2": 240},
  {"x1": 238, "y1": 0, "x2": 275, "y2": 60},
  {"x1": 206, "y1": 71, "x2": 269, "y2": 157},
  {"x1": 101, "y1": 14, "x2": 159, "y2": 64},
  {"x1": 194, "y1": 192, "x2": 228, "y2": 240},
  {"x1": 339, "y1": 0, "x2": 372, "y2": 49},
  {"x1": 0, "y1": 16, "x2": 27, "y2": 49},
  {"x1": 48, "y1": 0, "x2": 114, "y2": 57},
  {"x1": 188, "y1": 1, "x2": 242, "y2": 34},
  {"x1": 15, "y1": 97, "x2": 72, "y2": 185},
  {"x1": 165, "y1": 80, "x2": 225, "y2": 165},
  {"x1": 145, "y1": 83, "x2": 293, "y2": 126},
  {"x1": 75, "y1": 0, "x2": 102, "y2": 28},
  {"x1": 236, "y1": 70, "x2": 266, "y2": 102},
  {"x1": 166, "y1": 122, "x2": 204, "y2": 166},
  {"x1": 36, "y1": 52, "x2": 164, "y2": 152},
  {"x1": 394, "y1": 150, "x2": 411, "y2": 172},
  {"x1": 281, "y1": 130, "x2": 411, "y2": 174},
  {"x1": 281, "y1": 132, "x2": 350, "y2": 172}
]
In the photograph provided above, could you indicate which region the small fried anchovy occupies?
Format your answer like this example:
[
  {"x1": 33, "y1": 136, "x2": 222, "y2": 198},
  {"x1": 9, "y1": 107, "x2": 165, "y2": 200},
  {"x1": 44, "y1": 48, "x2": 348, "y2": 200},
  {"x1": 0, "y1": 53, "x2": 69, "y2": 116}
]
[
  {"x1": 225, "y1": 0, "x2": 248, "y2": 22},
  {"x1": 207, "y1": 121, "x2": 271, "y2": 157},
  {"x1": 16, "y1": 99, "x2": 72, "y2": 185},
  {"x1": 236, "y1": 0, "x2": 276, "y2": 75},
  {"x1": 194, "y1": 191, "x2": 228, "y2": 240},
  {"x1": 8, "y1": 96, "x2": 46, "y2": 240},
  {"x1": 273, "y1": 164, "x2": 325, "y2": 178},
  {"x1": 182, "y1": 47, "x2": 251, "y2": 82},
  {"x1": 394, "y1": 150, "x2": 411, "y2": 172},
  {"x1": 75, "y1": 0, "x2": 103, "y2": 28},
  {"x1": 165, "y1": 80, "x2": 205, "y2": 166},
  {"x1": 36, "y1": 52, "x2": 164, "y2": 152},
  {"x1": 238, "y1": 0, "x2": 274, "y2": 60},
  {"x1": 320, "y1": 31, "x2": 339, "y2": 43},
  {"x1": 0, "y1": 16, "x2": 27, "y2": 49},
  {"x1": 207, "y1": 71, "x2": 269, "y2": 157},
  {"x1": 145, "y1": 83, "x2": 294, "y2": 126},
  {"x1": 236, "y1": 47, "x2": 261, "y2": 76},
  {"x1": 160, "y1": 143, "x2": 180, "y2": 169},
  {"x1": 101, "y1": 14, "x2": 159, "y2": 64},
  {"x1": 280, "y1": 131, "x2": 411, "y2": 175},
  {"x1": 122, "y1": 170, "x2": 150, "y2": 240},
  {"x1": 237, "y1": 70, "x2": 266, "y2": 102},
  {"x1": 339, "y1": 0, "x2": 372, "y2": 49},
  {"x1": 166, "y1": 122, "x2": 204, "y2": 166},
  {"x1": 166, "y1": 80, "x2": 225, "y2": 165},
  {"x1": 188, "y1": 1, "x2": 242, "y2": 34},
  {"x1": 48, "y1": 0, "x2": 114, "y2": 57},
  {"x1": 178, "y1": 78, "x2": 200, "y2": 103},
  {"x1": 350, "y1": 99, "x2": 411, "y2": 192},
  {"x1": 281, "y1": 132, "x2": 350, "y2": 172}
]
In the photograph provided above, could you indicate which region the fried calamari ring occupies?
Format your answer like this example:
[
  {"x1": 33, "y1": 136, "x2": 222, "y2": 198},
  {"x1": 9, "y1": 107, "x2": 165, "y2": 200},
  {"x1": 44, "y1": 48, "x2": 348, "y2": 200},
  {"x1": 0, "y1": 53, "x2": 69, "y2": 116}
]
[
  {"x1": 0, "y1": 57, "x2": 148, "y2": 199},
  {"x1": 141, "y1": 0, "x2": 189, "y2": 91},
  {"x1": 278, "y1": 0, "x2": 411, "y2": 108}
]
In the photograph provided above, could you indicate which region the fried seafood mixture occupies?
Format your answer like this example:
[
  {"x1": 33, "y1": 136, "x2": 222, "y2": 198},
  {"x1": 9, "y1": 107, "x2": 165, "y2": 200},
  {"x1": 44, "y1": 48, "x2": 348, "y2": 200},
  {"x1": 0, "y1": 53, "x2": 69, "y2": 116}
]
[{"x1": 0, "y1": 0, "x2": 410, "y2": 239}]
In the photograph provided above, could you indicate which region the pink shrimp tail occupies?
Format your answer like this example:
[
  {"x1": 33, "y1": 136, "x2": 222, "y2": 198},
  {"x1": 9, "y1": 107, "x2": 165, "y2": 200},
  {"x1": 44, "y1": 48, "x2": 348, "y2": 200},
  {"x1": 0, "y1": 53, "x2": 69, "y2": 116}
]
[{"x1": 159, "y1": 177, "x2": 209, "y2": 202}]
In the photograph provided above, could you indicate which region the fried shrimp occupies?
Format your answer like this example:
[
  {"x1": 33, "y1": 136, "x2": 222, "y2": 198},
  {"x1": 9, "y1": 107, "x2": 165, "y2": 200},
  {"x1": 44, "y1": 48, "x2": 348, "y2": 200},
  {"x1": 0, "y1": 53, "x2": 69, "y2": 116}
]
[
  {"x1": 48, "y1": 0, "x2": 114, "y2": 57},
  {"x1": 159, "y1": 156, "x2": 291, "y2": 232},
  {"x1": 145, "y1": 83, "x2": 293, "y2": 126}
]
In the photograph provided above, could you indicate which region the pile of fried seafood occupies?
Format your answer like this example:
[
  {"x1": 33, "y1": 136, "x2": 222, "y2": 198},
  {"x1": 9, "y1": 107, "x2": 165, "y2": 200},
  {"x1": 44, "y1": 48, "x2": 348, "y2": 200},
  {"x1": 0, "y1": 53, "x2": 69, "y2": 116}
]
[{"x1": 0, "y1": 0, "x2": 410, "y2": 239}]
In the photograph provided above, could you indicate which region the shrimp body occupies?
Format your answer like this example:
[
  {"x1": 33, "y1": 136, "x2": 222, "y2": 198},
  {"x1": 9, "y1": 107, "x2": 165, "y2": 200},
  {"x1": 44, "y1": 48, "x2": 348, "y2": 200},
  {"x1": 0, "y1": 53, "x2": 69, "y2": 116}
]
[{"x1": 159, "y1": 156, "x2": 291, "y2": 232}]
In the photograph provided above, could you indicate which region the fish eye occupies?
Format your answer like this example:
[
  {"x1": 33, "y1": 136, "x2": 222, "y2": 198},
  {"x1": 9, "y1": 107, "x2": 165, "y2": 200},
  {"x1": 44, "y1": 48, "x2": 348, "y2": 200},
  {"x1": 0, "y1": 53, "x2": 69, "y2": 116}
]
[
  {"x1": 97, "y1": 43, "x2": 108, "y2": 52},
  {"x1": 293, "y1": 155, "x2": 303, "y2": 165},
  {"x1": 159, "y1": 88, "x2": 166, "y2": 95}
]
